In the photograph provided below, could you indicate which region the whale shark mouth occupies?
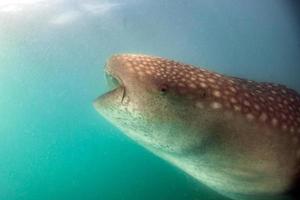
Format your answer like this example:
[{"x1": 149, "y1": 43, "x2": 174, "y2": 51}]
[
  {"x1": 104, "y1": 69, "x2": 126, "y2": 102},
  {"x1": 105, "y1": 70, "x2": 121, "y2": 91}
]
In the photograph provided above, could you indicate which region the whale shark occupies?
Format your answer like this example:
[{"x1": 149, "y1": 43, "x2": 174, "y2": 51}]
[{"x1": 93, "y1": 54, "x2": 300, "y2": 200}]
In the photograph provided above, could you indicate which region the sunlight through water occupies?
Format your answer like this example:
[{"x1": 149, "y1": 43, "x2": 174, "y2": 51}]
[{"x1": 0, "y1": 0, "x2": 47, "y2": 12}]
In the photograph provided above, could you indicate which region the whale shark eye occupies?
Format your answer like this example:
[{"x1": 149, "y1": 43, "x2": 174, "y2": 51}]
[
  {"x1": 161, "y1": 87, "x2": 167, "y2": 92},
  {"x1": 159, "y1": 84, "x2": 168, "y2": 94}
]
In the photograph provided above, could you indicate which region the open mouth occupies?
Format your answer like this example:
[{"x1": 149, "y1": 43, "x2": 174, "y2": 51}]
[
  {"x1": 105, "y1": 70, "x2": 126, "y2": 102},
  {"x1": 105, "y1": 70, "x2": 122, "y2": 91}
]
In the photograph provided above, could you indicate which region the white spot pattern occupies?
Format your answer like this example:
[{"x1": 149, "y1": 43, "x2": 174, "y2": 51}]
[{"x1": 109, "y1": 54, "x2": 300, "y2": 136}]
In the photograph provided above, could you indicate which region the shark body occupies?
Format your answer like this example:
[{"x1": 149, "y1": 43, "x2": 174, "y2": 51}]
[{"x1": 94, "y1": 54, "x2": 300, "y2": 200}]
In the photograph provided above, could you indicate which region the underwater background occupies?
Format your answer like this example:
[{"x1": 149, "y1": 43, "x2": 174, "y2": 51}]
[{"x1": 0, "y1": 0, "x2": 300, "y2": 200}]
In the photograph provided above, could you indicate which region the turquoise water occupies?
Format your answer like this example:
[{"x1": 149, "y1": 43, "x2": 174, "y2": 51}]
[{"x1": 0, "y1": 1, "x2": 299, "y2": 200}]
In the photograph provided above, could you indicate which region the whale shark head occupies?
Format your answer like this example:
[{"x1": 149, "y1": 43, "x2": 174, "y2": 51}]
[
  {"x1": 93, "y1": 54, "x2": 212, "y2": 154},
  {"x1": 94, "y1": 54, "x2": 300, "y2": 200}
]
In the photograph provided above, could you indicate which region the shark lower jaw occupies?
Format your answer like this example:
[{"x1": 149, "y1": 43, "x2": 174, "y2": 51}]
[{"x1": 93, "y1": 87, "x2": 125, "y2": 112}]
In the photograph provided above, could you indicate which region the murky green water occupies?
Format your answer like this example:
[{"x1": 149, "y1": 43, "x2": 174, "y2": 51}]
[{"x1": 0, "y1": 1, "x2": 299, "y2": 200}]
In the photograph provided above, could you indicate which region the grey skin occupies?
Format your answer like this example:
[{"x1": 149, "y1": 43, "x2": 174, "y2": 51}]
[{"x1": 94, "y1": 54, "x2": 300, "y2": 200}]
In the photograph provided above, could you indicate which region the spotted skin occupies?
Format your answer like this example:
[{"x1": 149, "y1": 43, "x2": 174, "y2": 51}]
[
  {"x1": 94, "y1": 54, "x2": 300, "y2": 200},
  {"x1": 110, "y1": 54, "x2": 300, "y2": 135}
]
